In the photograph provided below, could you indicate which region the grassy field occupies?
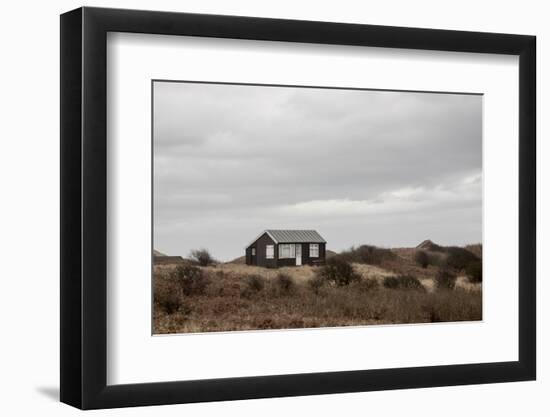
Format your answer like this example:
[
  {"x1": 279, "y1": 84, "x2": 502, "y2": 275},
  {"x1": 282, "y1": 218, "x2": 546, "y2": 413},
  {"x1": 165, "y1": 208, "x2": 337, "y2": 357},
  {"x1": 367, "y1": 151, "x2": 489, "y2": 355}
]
[{"x1": 153, "y1": 246, "x2": 482, "y2": 334}]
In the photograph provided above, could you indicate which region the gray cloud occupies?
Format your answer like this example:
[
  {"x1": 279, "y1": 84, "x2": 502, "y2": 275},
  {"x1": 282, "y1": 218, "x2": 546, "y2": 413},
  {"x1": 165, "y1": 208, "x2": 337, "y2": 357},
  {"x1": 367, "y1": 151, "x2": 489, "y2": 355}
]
[{"x1": 154, "y1": 81, "x2": 482, "y2": 261}]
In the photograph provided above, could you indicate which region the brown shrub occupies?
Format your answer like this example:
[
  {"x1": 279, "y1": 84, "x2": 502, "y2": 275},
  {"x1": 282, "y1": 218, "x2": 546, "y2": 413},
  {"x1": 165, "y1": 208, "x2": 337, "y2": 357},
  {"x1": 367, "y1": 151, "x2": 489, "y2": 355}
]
[
  {"x1": 274, "y1": 273, "x2": 295, "y2": 295},
  {"x1": 435, "y1": 269, "x2": 457, "y2": 290},
  {"x1": 240, "y1": 274, "x2": 266, "y2": 298},
  {"x1": 338, "y1": 245, "x2": 396, "y2": 265},
  {"x1": 319, "y1": 258, "x2": 360, "y2": 286},
  {"x1": 171, "y1": 264, "x2": 209, "y2": 296},
  {"x1": 353, "y1": 278, "x2": 380, "y2": 293},
  {"x1": 154, "y1": 282, "x2": 181, "y2": 314},
  {"x1": 383, "y1": 274, "x2": 424, "y2": 291},
  {"x1": 466, "y1": 261, "x2": 483, "y2": 283},
  {"x1": 414, "y1": 250, "x2": 430, "y2": 268},
  {"x1": 308, "y1": 274, "x2": 326, "y2": 294},
  {"x1": 445, "y1": 246, "x2": 480, "y2": 271},
  {"x1": 189, "y1": 248, "x2": 216, "y2": 266}
]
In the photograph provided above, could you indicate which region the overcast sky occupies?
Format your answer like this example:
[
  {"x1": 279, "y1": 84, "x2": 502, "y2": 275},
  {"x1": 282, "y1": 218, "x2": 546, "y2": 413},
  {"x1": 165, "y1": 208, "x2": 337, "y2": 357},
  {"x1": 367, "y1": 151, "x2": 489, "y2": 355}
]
[{"x1": 153, "y1": 81, "x2": 482, "y2": 261}]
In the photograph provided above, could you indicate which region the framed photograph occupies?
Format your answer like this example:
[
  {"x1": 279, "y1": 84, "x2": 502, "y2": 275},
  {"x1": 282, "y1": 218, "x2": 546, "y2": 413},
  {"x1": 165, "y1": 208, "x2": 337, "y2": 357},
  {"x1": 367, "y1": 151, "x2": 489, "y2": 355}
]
[{"x1": 60, "y1": 7, "x2": 536, "y2": 409}]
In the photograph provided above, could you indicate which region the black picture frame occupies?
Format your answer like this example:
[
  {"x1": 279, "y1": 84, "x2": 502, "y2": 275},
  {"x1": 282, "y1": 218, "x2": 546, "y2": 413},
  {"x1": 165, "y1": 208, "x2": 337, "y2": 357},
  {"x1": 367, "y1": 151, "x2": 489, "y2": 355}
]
[{"x1": 60, "y1": 6, "x2": 536, "y2": 410}]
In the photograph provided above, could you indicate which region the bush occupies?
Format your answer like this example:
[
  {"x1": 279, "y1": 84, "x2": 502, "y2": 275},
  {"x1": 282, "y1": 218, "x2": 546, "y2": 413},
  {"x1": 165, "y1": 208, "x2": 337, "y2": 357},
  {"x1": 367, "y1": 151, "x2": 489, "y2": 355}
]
[
  {"x1": 383, "y1": 274, "x2": 424, "y2": 291},
  {"x1": 320, "y1": 258, "x2": 360, "y2": 286},
  {"x1": 154, "y1": 283, "x2": 181, "y2": 314},
  {"x1": 414, "y1": 250, "x2": 430, "y2": 268},
  {"x1": 445, "y1": 247, "x2": 480, "y2": 271},
  {"x1": 435, "y1": 269, "x2": 457, "y2": 290},
  {"x1": 466, "y1": 261, "x2": 483, "y2": 283},
  {"x1": 171, "y1": 264, "x2": 209, "y2": 296},
  {"x1": 354, "y1": 278, "x2": 380, "y2": 293},
  {"x1": 338, "y1": 245, "x2": 396, "y2": 265},
  {"x1": 189, "y1": 248, "x2": 216, "y2": 266},
  {"x1": 247, "y1": 274, "x2": 265, "y2": 291},
  {"x1": 383, "y1": 276, "x2": 399, "y2": 289},
  {"x1": 308, "y1": 274, "x2": 326, "y2": 294},
  {"x1": 241, "y1": 274, "x2": 265, "y2": 298},
  {"x1": 275, "y1": 273, "x2": 295, "y2": 294}
]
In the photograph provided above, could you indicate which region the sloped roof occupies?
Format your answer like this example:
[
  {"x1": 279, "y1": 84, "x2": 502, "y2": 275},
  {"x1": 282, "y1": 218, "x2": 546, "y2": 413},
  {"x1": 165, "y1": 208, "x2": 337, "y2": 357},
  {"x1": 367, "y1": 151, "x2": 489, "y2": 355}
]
[
  {"x1": 266, "y1": 230, "x2": 326, "y2": 243},
  {"x1": 247, "y1": 230, "x2": 326, "y2": 248}
]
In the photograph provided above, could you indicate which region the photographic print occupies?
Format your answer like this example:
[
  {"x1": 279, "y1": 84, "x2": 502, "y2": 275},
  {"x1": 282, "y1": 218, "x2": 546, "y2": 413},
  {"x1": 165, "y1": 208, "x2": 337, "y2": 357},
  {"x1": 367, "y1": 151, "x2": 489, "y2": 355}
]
[{"x1": 153, "y1": 81, "x2": 483, "y2": 334}]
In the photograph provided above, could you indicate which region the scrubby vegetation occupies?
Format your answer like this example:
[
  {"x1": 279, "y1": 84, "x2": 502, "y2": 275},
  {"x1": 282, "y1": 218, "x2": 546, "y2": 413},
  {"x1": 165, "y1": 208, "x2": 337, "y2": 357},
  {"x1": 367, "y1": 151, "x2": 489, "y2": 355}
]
[
  {"x1": 171, "y1": 264, "x2": 209, "y2": 296},
  {"x1": 337, "y1": 245, "x2": 396, "y2": 265},
  {"x1": 414, "y1": 250, "x2": 430, "y2": 268},
  {"x1": 240, "y1": 274, "x2": 266, "y2": 298},
  {"x1": 153, "y1": 242, "x2": 482, "y2": 334},
  {"x1": 275, "y1": 273, "x2": 295, "y2": 295},
  {"x1": 435, "y1": 269, "x2": 457, "y2": 290},
  {"x1": 318, "y1": 258, "x2": 360, "y2": 286},
  {"x1": 308, "y1": 274, "x2": 326, "y2": 294},
  {"x1": 154, "y1": 281, "x2": 181, "y2": 314},
  {"x1": 383, "y1": 275, "x2": 424, "y2": 291},
  {"x1": 465, "y1": 244, "x2": 483, "y2": 259},
  {"x1": 354, "y1": 277, "x2": 379, "y2": 293},
  {"x1": 189, "y1": 248, "x2": 216, "y2": 266},
  {"x1": 466, "y1": 260, "x2": 483, "y2": 283},
  {"x1": 444, "y1": 246, "x2": 480, "y2": 271}
]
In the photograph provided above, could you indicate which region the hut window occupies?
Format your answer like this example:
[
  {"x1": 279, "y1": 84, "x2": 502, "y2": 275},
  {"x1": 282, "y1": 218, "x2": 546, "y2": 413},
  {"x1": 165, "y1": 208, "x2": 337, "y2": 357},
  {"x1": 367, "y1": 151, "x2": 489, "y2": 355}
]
[
  {"x1": 251, "y1": 248, "x2": 256, "y2": 256},
  {"x1": 266, "y1": 245, "x2": 274, "y2": 259},
  {"x1": 309, "y1": 244, "x2": 319, "y2": 258},
  {"x1": 279, "y1": 244, "x2": 296, "y2": 259}
]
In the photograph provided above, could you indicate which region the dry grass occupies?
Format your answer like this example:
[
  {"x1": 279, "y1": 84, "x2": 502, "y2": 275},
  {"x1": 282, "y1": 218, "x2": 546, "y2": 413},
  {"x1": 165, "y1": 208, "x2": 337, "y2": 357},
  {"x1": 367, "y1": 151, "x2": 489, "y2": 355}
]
[
  {"x1": 203, "y1": 263, "x2": 319, "y2": 284},
  {"x1": 385, "y1": 249, "x2": 444, "y2": 280},
  {"x1": 455, "y1": 275, "x2": 482, "y2": 292},
  {"x1": 153, "y1": 262, "x2": 482, "y2": 334}
]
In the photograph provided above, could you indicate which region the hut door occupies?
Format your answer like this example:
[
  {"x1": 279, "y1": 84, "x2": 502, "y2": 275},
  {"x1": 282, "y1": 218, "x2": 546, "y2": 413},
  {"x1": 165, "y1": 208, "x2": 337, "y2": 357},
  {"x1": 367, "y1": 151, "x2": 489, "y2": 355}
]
[{"x1": 295, "y1": 244, "x2": 302, "y2": 266}]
